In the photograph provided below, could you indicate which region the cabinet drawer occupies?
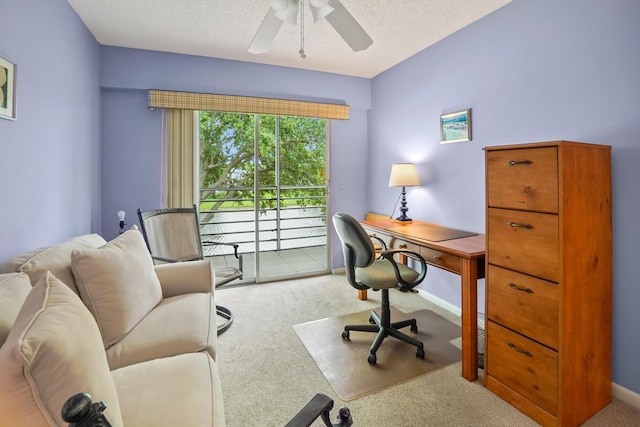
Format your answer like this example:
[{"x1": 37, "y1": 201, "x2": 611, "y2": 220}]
[
  {"x1": 487, "y1": 208, "x2": 559, "y2": 282},
  {"x1": 487, "y1": 321, "x2": 558, "y2": 415},
  {"x1": 421, "y1": 247, "x2": 461, "y2": 274},
  {"x1": 487, "y1": 147, "x2": 559, "y2": 213},
  {"x1": 487, "y1": 265, "x2": 559, "y2": 349}
]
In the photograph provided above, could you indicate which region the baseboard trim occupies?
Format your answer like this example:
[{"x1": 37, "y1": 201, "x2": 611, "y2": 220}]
[
  {"x1": 612, "y1": 383, "x2": 640, "y2": 409},
  {"x1": 416, "y1": 289, "x2": 640, "y2": 409},
  {"x1": 332, "y1": 267, "x2": 345, "y2": 274},
  {"x1": 415, "y1": 289, "x2": 461, "y2": 318}
]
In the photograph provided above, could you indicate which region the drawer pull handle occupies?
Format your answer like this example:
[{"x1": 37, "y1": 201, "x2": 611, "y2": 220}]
[
  {"x1": 508, "y1": 282, "x2": 534, "y2": 293},
  {"x1": 433, "y1": 255, "x2": 440, "y2": 261},
  {"x1": 507, "y1": 222, "x2": 533, "y2": 229},
  {"x1": 399, "y1": 244, "x2": 407, "y2": 249},
  {"x1": 508, "y1": 160, "x2": 533, "y2": 166},
  {"x1": 508, "y1": 342, "x2": 533, "y2": 357}
]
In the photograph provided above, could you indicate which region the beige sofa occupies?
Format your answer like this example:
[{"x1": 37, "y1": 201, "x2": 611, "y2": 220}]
[{"x1": 0, "y1": 228, "x2": 225, "y2": 426}]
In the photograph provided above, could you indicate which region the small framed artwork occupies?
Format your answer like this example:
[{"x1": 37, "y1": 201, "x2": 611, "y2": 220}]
[
  {"x1": 0, "y1": 54, "x2": 17, "y2": 121},
  {"x1": 440, "y1": 109, "x2": 471, "y2": 144}
]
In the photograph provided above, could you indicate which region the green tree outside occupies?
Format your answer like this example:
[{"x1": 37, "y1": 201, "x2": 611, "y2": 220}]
[{"x1": 198, "y1": 112, "x2": 327, "y2": 218}]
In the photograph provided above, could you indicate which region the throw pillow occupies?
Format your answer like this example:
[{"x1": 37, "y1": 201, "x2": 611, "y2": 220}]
[
  {"x1": 0, "y1": 234, "x2": 107, "y2": 295},
  {"x1": 0, "y1": 272, "x2": 32, "y2": 347},
  {"x1": 71, "y1": 228, "x2": 163, "y2": 348},
  {"x1": 0, "y1": 272, "x2": 124, "y2": 427}
]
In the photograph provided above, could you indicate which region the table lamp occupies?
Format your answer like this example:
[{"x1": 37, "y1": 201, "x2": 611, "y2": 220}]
[{"x1": 388, "y1": 163, "x2": 420, "y2": 222}]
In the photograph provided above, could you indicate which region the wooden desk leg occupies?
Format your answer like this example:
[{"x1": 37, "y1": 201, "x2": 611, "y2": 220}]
[
  {"x1": 461, "y1": 258, "x2": 479, "y2": 382},
  {"x1": 358, "y1": 289, "x2": 368, "y2": 300}
]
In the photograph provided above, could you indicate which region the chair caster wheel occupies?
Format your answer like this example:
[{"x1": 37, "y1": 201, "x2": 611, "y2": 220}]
[
  {"x1": 411, "y1": 324, "x2": 418, "y2": 333},
  {"x1": 368, "y1": 316, "x2": 375, "y2": 325},
  {"x1": 416, "y1": 347, "x2": 425, "y2": 359},
  {"x1": 368, "y1": 353, "x2": 377, "y2": 364},
  {"x1": 342, "y1": 331, "x2": 350, "y2": 340}
]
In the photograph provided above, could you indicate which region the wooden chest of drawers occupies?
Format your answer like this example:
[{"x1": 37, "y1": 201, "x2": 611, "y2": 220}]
[{"x1": 484, "y1": 141, "x2": 612, "y2": 426}]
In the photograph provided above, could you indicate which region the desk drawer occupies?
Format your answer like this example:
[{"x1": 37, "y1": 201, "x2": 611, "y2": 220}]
[
  {"x1": 421, "y1": 247, "x2": 461, "y2": 274},
  {"x1": 487, "y1": 208, "x2": 559, "y2": 282},
  {"x1": 393, "y1": 238, "x2": 421, "y2": 254},
  {"x1": 487, "y1": 321, "x2": 558, "y2": 416},
  {"x1": 362, "y1": 228, "x2": 392, "y2": 246},
  {"x1": 487, "y1": 265, "x2": 559, "y2": 349},
  {"x1": 362, "y1": 227, "x2": 392, "y2": 253},
  {"x1": 487, "y1": 146, "x2": 559, "y2": 213}
]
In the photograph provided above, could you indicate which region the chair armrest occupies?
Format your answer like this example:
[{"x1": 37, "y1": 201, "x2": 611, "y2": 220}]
[
  {"x1": 202, "y1": 240, "x2": 243, "y2": 260},
  {"x1": 380, "y1": 248, "x2": 428, "y2": 290},
  {"x1": 285, "y1": 393, "x2": 352, "y2": 427},
  {"x1": 62, "y1": 393, "x2": 112, "y2": 427},
  {"x1": 154, "y1": 260, "x2": 214, "y2": 298},
  {"x1": 368, "y1": 235, "x2": 387, "y2": 260}
]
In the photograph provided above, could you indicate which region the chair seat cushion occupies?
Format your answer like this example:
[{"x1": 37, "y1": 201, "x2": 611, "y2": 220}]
[
  {"x1": 105, "y1": 292, "x2": 216, "y2": 369},
  {"x1": 112, "y1": 352, "x2": 225, "y2": 427},
  {"x1": 356, "y1": 259, "x2": 419, "y2": 290}
]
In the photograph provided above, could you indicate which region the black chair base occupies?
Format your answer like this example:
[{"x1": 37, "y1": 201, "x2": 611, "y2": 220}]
[
  {"x1": 341, "y1": 289, "x2": 424, "y2": 364},
  {"x1": 216, "y1": 305, "x2": 234, "y2": 335},
  {"x1": 212, "y1": 265, "x2": 242, "y2": 335}
]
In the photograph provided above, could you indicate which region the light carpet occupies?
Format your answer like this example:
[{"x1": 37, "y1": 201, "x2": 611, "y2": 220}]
[
  {"x1": 294, "y1": 307, "x2": 461, "y2": 401},
  {"x1": 215, "y1": 273, "x2": 640, "y2": 426}
]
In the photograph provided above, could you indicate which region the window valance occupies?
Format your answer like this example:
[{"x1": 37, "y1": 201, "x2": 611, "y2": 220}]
[{"x1": 148, "y1": 90, "x2": 349, "y2": 120}]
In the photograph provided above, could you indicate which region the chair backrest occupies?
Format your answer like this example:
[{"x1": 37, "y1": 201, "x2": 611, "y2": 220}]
[
  {"x1": 137, "y1": 205, "x2": 204, "y2": 263},
  {"x1": 332, "y1": 213, "x2": 376, "y2": 289}
]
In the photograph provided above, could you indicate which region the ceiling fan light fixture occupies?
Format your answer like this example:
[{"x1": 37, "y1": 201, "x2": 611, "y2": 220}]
[
  {"x1": 249, "y1": 0, "x2": 372, "y2": 56},
  {"x1": 308, "y1": 0, "x2": 334, "y2": 22},
  {"x1": 272, "y1": 0, "x2": 299, "y2": 24}
]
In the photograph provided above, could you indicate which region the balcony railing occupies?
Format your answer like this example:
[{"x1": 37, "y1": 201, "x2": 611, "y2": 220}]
[{"x1": 198, "y1": 185, "x2": 327, "y2": 256}]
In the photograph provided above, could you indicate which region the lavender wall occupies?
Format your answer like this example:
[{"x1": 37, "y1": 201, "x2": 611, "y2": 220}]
[
  {"x1": 4, "y1": 0, "x2": 639, "y2": 398},
  {"x1": 99, "y1": 47, "x2": 371, "y2": 268},
  {"x1": 369, "y1": 0, "x2": 640, "y2": 393},
  {"x1": 0, "y1": 0, "x2": 101, "y2": 261}
]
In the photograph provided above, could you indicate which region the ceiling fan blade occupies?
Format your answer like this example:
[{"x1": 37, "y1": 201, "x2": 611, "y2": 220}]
[
  {"x1": 325, "y1": 0, "x2": 373, "y2": 52},
  {"x1": 248, "y1": 8, "x2": 285, "y2": 54}
]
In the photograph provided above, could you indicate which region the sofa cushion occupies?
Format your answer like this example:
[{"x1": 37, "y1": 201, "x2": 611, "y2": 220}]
[
  {"x1": 71, "y1": 228, "x2": 163, "y2": 348},
  {"x1": 112, "y1": 352, "x2": 225, "y2": 427},
  {"x1": 0, "y1": 234, "x2": 107, "y2": 295},
  {"x1": 0, "y1": 273, "x2": 32, "y2": 348},
  {"x1": 105, "y1": 292, "x2": 217, "y2": 369},
  {"x1": 0, "y1": 272, "x2": 123, "y2": 427}
]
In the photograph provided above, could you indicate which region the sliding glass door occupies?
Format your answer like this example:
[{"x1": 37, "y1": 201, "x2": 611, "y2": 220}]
[{"x1": 198, "y1": 112, "x2": 329, "y2": 283}]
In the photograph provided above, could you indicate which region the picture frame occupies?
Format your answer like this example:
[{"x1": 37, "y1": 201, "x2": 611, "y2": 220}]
[
  {"x1": 440, "y1": 109, "x2": 471, "y2": 144},
  {"x1": 0, "y1": 54, "x2": 17, "y2": 121}
]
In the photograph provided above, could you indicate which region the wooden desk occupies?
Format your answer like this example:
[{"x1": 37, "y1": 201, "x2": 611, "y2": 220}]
[{"x1": 360, "y1": 217, "x2": 485, "y2": 382}]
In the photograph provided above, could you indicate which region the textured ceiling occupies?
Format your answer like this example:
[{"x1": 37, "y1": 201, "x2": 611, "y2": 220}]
[{"x1": 67, "y1": 0, "x2": 511, "y2": 78}]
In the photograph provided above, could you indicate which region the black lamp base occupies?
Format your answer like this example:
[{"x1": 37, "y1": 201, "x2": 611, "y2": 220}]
[{"x1": 394, "y1": 186, "x2": 412, "y2": 222}]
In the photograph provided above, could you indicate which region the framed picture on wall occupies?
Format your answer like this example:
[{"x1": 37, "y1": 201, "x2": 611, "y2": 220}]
[
  {"x1": 0, "y1": 54, "x2": 17, "y2": 121},
  {"x1": 440, "y1": 109, "x2": 471, "y2": 143}
]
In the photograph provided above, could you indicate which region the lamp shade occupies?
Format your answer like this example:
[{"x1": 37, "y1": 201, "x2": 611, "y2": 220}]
[{"x1": 388, "y1": 163, "x2": 420, "y2": 187}]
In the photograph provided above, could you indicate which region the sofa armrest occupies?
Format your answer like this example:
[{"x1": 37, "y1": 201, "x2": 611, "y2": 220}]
[{"x1": 154, "y1": 260, "x2": 214, "y2": 298}]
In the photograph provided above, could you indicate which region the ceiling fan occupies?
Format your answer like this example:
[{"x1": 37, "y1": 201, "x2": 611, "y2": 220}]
[{"x1": 248, "y1": 0, "x2": 373, "y2": 58}]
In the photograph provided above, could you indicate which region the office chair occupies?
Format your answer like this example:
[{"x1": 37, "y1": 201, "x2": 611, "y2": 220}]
[
  {"x1": 137, "y1": 205, "x2": 243, "y2": 334},
  {"x1": 332, "y1": 212, "x2": 428, "y2": 364}
]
